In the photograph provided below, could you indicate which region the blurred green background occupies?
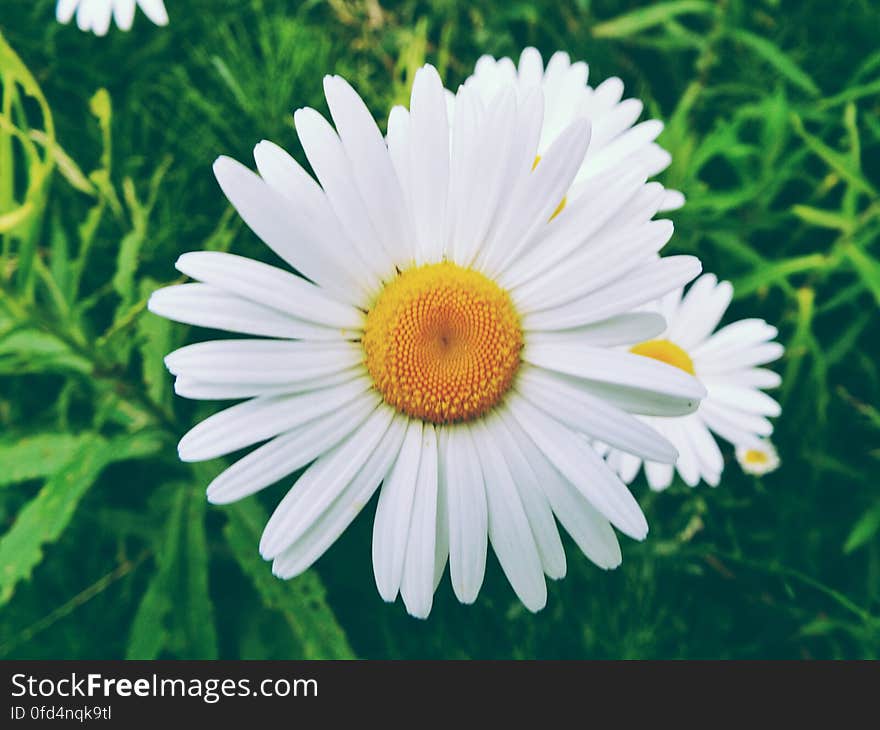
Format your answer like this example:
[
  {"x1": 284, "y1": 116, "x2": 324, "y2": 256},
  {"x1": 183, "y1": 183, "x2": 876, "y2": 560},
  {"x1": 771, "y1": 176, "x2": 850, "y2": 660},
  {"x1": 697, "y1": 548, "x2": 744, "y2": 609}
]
[{"x1": 1, "y1": 0, "x2": 878, "y2": 659}]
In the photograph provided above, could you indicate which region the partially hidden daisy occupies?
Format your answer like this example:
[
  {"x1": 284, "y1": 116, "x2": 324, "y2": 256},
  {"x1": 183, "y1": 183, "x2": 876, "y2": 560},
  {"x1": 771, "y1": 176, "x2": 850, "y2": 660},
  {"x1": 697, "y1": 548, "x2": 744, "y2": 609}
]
[
  {"x1": 598, "y1": 274, "x2": 784, "y2": 491},
  {"x1": 56, "y1": 0, "x2": 168, "y2": 35},
  {"x1": 149, "y1": 65, "x2": 706, "y2": 618},
  {"x1": 463, "y1": 46, "x2": 684, "y2": 212},
  {"x1": 736, "y1": 439, "x2": 780, "y2": 476}
]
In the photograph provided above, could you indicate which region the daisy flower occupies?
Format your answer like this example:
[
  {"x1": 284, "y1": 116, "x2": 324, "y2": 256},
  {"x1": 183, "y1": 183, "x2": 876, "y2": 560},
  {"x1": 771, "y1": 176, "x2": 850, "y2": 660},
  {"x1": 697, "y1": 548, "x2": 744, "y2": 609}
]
[
  {"x1": 463, "y1": 47, "x2": 684, "y2": 212},
  {"x1": 599, "y1": 273, "x2": 784, "y2": 491},
  {"x1": 736, "y1": 439, "x2": 780, "y2": 476},
  {"x1": 56, "y1": 0, "x2": 168, "y2": 35},
  {"x1": 149, "y1": 65, "x2": 705, "y2": 618}
]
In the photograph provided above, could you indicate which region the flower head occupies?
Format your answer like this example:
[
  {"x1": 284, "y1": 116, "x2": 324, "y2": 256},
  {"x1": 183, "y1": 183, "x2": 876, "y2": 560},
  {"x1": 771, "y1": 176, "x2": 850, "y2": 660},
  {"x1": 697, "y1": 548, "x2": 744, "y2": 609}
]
[
  {"x1": 463, "y1": 47, "x2": 684, "y2": 211},
  {"x1": 736, "y1": 440, "x2": 780, "y2": 476},
  {"x1": 56, "y1": 0, "x2": 168, "y2": 35},
  {"x1": 600, "y1": 273, "x2": 784, "y2": 490},
  {"x1": 150, "y1": 65, "x2": 705, "y2": 617}
]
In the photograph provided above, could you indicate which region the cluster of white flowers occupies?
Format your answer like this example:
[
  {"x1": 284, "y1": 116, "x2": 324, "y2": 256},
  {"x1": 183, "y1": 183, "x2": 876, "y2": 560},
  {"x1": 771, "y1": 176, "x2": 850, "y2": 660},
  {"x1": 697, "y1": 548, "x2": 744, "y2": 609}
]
[{"x1": 56, "y1": 3, "x2": 784, "y2": 616}]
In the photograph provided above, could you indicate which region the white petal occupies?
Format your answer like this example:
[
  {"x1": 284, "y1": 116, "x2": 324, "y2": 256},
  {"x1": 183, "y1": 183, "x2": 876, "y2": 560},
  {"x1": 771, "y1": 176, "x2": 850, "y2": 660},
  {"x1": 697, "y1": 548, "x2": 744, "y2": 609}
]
[
  {"x1": 113, "y1": 0, "x2": 136, "y2": 30},
  {"x1": 523, "y1": 340, "x2": 705, "y2": 412},
  {"x1": 490, "y1": 417, "x2": 566, "y2": 579},
  {"x1": 484, "y1": 117, "x2": 592, "y2": 278},
  {"x1": 442, "y1": 425, "x2": 488, "y2": 604},
  {"x1": 692, "y1": 319, "x2": 779, "y2": 362},
  {"x1": 682, "y1": 414, "x2": 724, "y2": 483},
  {"x1": 705, "y1": 383, "x2": 781, "y2": 417},
  {"x1": 525, "y1": 312, "x2": 666, "y2": 348},
  {"x1": 148, "y1": 284, "x2": 343, "y2": 341},
  {"x1": 57, "y1": 0, "x2": 80, "y2": 23},
  {"x1": 260, "y1": 405, "x2": 397, "y2": 559},
  {"x1": 270, "y1": 414, "x2": 407, "y2": 578},
  {"x1": 174, "y1": 367, "x2": 361, "y2": 401},
  {"x1": 252, "y1": 139, "x2": 379, "y2": 297},
  {"x1": 659, "y1": 189, "x2": 686, "y2": 211},
  {"x1": 469, "y1": 88, "x2": 544, "y2": 271},
  {"x1": 177, "y1": 377, "x2": 371, "y2": 462},
  {"x1": 213, "y1": 156, "x2": 366, "y2": 305},
  {"x1": 432, "y1": 427, "x2": 450, "y2": 591},
  {"x1": 516, "y1": 367, "x2": 677, "y2": 463},
  {"x1": 164, "y1": 339, "x2": 363, "y2": 385},
  {"x1": 514, "y1": 219, "x2": 674, "y2": 313},
  {"x1": 645, "y1": 461, "x2": 674, "y2": 491},
  {"x1": 400, "y1": 424, "x2": 440, "y2": 619},
  {"x1": 498, "y1": 167, "x2": 648, "y2": 289},
  {"x1": 91, "y1": 0, "x2": 112, "y2": 35},
  {"x1": 507, "y1": 395, "x2": 648, "y2": 540},
  {"x1": 386, "y1": 105, "x2": 412, "y2": 200},
  {"x1": 448, "y1": 86, "x2": 518, "y2": 268},
  {"x1": 698, "y1": 342, "x2": 785, "y2": 373},
  {"x1": 408, "y1": 65, "x2": 450, "y2": 264},
  {"x1": 504, "y1": 414, "x2": 622, "y2": 569},
  {"x1": 584, "y1": 120, "x2": 664, "y2": 179},
  {"x1": 137, "y1": 0, "x2": 168, "y2": 25},
  {"x1": 372, "y1": 420, "x2": 423, "y2": 602},
  {"x1": 207, "y1": 393, "x2": 379, "y2": 504},
  {"x1": 175, "y1": 251, "x2": 363, "y2": 329},
  {"x1": 323, "y1": 75, "x2": 415, "y2": 269},
  {"x1": 717, "y1": 368, "x2": 782, "y2": 389},
  {"x1": 293, "y1": 108, "x2": 395, "y2": 282},
  {"x1": 667, "y1": 419, "x2": 701, "y2": 486},
  {"x1": 667, "y1": 274, "x2": 733, "y2": 349},
  {"x1": 521, "y1": 255, "x2": 702, "y2": 330},
  {"x1": 517, "y1": 47, "x2": 544, "y2": 88},
  {"x1": 471, "y1": 419, "x2": 546, "y2": 612},
  {"x1": 700, "y1": 399, "x2": 772, "y2": 448}
]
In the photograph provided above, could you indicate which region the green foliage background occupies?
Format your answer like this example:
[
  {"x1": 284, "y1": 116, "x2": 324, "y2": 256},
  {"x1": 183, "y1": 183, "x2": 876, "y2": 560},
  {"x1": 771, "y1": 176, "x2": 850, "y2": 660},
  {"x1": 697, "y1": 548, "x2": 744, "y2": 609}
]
[{"x1": 0, "y1": 0, "x2": 878, "y2": 659}]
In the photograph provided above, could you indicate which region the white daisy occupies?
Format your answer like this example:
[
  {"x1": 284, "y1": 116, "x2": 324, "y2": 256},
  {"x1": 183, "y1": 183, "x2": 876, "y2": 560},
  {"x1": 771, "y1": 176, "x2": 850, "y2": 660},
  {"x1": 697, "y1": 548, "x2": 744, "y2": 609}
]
[
  {"x1": 56, "y1": 0, "x2": 168, "y2": 35},
  {"x1": 463, "y1": 47, "x2": 684, "y2": 212},
  {"x1": 736, "y1": 439, "x2": 780, "y2": 476},
  {"x1": 600, "y1": 273, "x2": 784, "y2": 491},
  {"x1": 149, "y1": 65, "x2": 706, "y2": 618}
]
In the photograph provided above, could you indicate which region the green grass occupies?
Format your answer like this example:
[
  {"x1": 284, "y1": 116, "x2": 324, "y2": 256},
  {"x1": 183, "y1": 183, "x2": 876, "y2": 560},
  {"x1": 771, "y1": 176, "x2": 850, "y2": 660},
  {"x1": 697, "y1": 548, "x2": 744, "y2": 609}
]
[{"x1": 0, "y1": 0, "x2": 878, "y2": 659}]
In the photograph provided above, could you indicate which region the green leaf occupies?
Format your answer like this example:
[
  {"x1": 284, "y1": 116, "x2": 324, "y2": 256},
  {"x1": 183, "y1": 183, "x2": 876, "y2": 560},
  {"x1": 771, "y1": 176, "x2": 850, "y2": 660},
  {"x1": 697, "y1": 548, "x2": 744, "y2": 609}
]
[
  {"x1": 791, "y1": 114, "x2": 878, "y2": 197},
  {"x1": 181, "y1": 484, "x2": 218, "y2": 659},
  {"x1": 29, "y1": 130, "x2": 95, "y2": 195},
  {"x1": 843, "y1": 503, "x2": 880, "y2": 554},
  {"x1": 136, "y1": 278, "x2": 174, "y2": 412},
  {"x1": 591, "y1": 1, "x2": 714, "y2": 39},
  {"x1": 0, "y1": 202, "x2": 34, "y2": 233},
  {"x1": 126, "y1": 487, "x2": 186, "y2": 660},
  {"x1": 0, "y1": 433, "x2": 97, "y2": 488},
  {"x1": 0, "y1": 431, "x2": 163, "y2": 605},
  {"x1": 224, "y1": 500, "x2": 356, "y2": 659},
  {"x1": 791, "y1": 205, "x2": 854, "y2": 233},
  {"x1": 733, "y1": 254, "x2": 828, "y2": 299},
  {"x1": 730, "y1": 29, "x2": 820, "y2": 96},
  {"x1": 0, "y1": 329, "x2": 91, "y2": 375},
  {"x1": 844, "y1": 245, "x2": 880, "y2": 306}
]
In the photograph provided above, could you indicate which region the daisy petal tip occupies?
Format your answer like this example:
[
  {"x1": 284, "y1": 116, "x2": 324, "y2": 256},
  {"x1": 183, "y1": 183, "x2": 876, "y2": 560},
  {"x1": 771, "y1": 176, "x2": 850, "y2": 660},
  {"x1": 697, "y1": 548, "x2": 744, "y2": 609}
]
[
  {"x1": 205, "y1": 488, "x2": 226, "y2": 506},
  {"x1": 176, "y1": 443, "x2": 200, "y2": 464},
  {"x1": 403, "y1": 602, "x2": 431, "y2": 620},
  {"x1": 523, "y1": 596, "x2": 548, "y2": 614},
  {"x1": 211, "y1": 155, "x2": 240, "y2": 184},
  {"x1": 145, "y1": 290, "x2": 162, "y2": 315}
]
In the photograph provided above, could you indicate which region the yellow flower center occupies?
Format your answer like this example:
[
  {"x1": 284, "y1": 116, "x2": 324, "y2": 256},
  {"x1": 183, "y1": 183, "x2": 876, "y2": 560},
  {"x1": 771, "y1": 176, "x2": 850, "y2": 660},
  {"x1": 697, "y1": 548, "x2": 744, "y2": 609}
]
[
  {"x1": 363, "y1": 262, "x2": 523, "y2": 424},
  {"x1": 630, "y1": 339, "x2": 696, "y2": 375},
  {"x1": 533, "y1": 155, "x2": 567, "y2": 220},
  {"x1": 743, "y1": 449, "x2": 769, "y2": 465}
]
